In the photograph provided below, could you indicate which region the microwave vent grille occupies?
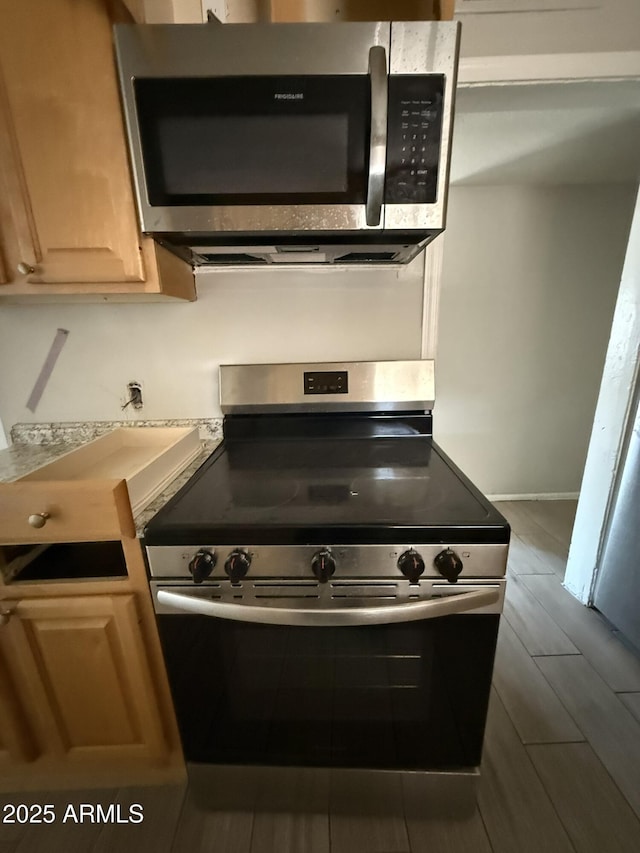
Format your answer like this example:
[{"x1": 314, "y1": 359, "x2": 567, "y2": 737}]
[
  {"x1": 335, "y1": 251, "x2": 398, "y2": 263},
  {"x1": 198, "y1": 253, "x2": 268, "y2": 265}
]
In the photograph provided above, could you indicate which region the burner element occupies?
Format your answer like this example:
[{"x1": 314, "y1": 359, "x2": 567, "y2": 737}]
[
  {"x1": 225, "y1": 549, "x2": 251, "y2": 583},
  {"x1": 311, "y1": 548, "x2": 336, "y2": 584},
  {"x1": 434, "y1": 548, "x2": 463, "y2": 584},
  {"x1": 398, "y1": 549, "x2": 425, "y2": 584},
  {"x1": 188, "y1": 549, "x2": 216, "y2": 584}
]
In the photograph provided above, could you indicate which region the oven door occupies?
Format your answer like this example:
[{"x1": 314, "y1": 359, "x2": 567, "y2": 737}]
[{"x1": 152, "y1": 581, "x2": 503, "y2": 772}]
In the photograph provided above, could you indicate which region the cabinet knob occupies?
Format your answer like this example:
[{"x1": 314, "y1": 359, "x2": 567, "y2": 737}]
[
  {"x1": 17, "y1": 261, "x2": 36, "y2": 276},
  {"x1": 0, "y1": 611, "x2": 12, "y2": 627},
  {"x1": 28, "y1": 512, "x2": 50, "y2": 529}
]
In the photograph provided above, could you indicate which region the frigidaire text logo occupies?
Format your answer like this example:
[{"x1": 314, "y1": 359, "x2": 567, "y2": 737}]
[{"x1": 274, "y1": 93, "x2": 304, "y2": 100}]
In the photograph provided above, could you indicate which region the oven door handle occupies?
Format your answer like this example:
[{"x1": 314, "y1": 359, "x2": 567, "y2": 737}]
[
  {"x1": 156, "y1": 587, "x2": 500, "y2": 627},
  {"x1": 366, "y1": 44, "x2": 388, "y2": 227}
]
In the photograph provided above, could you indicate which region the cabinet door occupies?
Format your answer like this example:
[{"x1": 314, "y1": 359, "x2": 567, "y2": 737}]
[
  {"x1": 454, "y1": 0, "x2": 637, "y2": 64},
  {"x1": 0, "y1": 64, "x2": 38, "y2": 285},
  {"x1": 0, "y1": 637, "x2": 40, "y2": 764},
  {"x1": 0, "y1": 595, "x2": 168, "y2": 765},
  {"x1": 456, "y1": 0, "x2": 594, "y2": 10},
  {"x1": 268, "y1": 1, "x2": 438, "y2": 20},
  {"x1": 0, "y1": 0, "x2": 145, "y2": 284}
]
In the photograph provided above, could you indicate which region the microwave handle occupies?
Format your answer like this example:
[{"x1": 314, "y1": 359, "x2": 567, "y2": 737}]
[
  {"x1": 156, "y1": 587, "x2": 499, "y2": 627},
  {"x1": 366, "y1": 45, "x2": 388, "y2": 227}
]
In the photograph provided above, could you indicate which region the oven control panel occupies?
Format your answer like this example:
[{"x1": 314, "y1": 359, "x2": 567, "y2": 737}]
[
  {"x1": 433, "y1": 548, "x2": 464, "y2": 583},
  {"x1": 397, "y1": 548, "x2": 426, "y2": 584},
  {"x1": 311, "y1": 548, "x2": 336, "y2": 583},
  {"x1": 225, "y1": 549, "x2": 252, "y2": 583},
  {"x1": 304, "y1": 370, "x2": 348, "y2": 395},
  {"x1": 147, "y1": 543, "x2": 508, "y2": 582},
  {"x1": 188, "y1": 549, "x2": 216, "y2": 584}
]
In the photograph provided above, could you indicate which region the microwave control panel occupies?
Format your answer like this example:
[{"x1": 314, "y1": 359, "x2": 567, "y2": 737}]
[{"x1": 384, "y1": 75, "x2": 445, "y2": 206}]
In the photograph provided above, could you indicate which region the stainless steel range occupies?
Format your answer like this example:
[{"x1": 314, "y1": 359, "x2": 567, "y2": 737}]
[{"x1": 144, "y1": 361, "x2": 509, "y2": 774}]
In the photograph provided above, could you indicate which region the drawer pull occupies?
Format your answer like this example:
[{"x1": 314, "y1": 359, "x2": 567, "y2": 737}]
[
  {"x1": 0, "y1": 611, "x2": 12, "y2": 627},
  {"x1": 28, "y1": 512, "x2": 50, "y2": 529},
  {"x1": 17, "y1": 261, "x2": 36, "y2": 276}
]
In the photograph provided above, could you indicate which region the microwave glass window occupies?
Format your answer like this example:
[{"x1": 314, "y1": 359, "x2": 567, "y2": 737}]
[
  {"x1": 134, "y1": 76, "x2": 369, "y2": 206},
  {"x1": 158, "y1": 114, "x2": 349, "y2": 196}
]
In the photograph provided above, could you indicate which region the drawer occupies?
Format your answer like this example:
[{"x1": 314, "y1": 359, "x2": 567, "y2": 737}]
[
  {"x1": 0, "y1": 480, "x2": 134, "y2": 544},
  {"x1": 18, "y1": 427, "x2": 201, "y2": 516}
]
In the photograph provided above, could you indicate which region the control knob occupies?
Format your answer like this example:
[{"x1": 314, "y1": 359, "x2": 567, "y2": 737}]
[
  {"x1": 434, "y1": 548, "x2": 463, "y2": 584},
  {"x1": 311, "y1": 549, "x2": 336, "y2": 584},
  {"x1": 398, "y1": 549, "x2": 425, "y2": 584},
  {"x1": 225, "y1": 549, "x2": 251, "y2": 584},
  {"x1": 188, "y1": 549, "x2": 216, "y2": 584}
]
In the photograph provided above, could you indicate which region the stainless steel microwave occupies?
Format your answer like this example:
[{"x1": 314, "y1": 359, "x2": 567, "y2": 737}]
[{"x1": 114, "y1": 21, "x2": 460, "y2": 266}]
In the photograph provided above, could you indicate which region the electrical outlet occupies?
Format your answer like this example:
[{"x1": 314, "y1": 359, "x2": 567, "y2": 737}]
[{"x1": 122, "y1": 381, "x2": 143, "y2": 411}]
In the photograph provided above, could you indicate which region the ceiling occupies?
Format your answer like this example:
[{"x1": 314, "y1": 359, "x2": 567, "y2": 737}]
[{"x1": 450, "y1": 80, "x2": 640, "y2": 186}]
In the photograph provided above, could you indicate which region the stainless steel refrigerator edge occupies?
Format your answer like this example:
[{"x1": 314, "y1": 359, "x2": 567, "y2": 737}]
[{"x1": 593, "y1": 383, "x2": 640, "y2": 652}]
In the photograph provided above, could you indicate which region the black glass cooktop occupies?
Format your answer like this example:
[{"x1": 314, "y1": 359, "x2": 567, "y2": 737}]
[{"x1": 144, "y1": 431, "x2": 509, "y2": 546}]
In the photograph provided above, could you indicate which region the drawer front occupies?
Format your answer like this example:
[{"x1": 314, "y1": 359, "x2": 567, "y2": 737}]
[{"x1": 0, "y1": 481, "x2": 134, "y2": 544}]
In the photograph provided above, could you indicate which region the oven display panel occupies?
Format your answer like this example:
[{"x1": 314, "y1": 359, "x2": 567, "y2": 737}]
[{"x1": 304, "y1": 371, "x2": 348, "y2": 395}]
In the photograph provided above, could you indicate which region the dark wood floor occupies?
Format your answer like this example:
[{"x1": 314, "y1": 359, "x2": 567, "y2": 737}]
[{"x1": 3, "y1": 500, "x2": 640, "y2": 852}]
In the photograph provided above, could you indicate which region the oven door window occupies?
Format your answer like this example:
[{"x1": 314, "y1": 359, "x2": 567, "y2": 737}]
[
  {"x1": 134, "y1": 77, "x2": 369, "y2": 206},
  {"x1": 158, "y1": 613, "x2": 499, "y2": 771}
]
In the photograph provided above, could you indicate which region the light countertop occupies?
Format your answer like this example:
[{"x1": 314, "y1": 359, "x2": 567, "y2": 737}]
[{"x1": 0, "y1": 441, "x2": 73, "y2": 483}]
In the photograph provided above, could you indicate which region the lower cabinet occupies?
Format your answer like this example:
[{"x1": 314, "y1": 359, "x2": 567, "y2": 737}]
[
  {"x1": 0, "y1": 648, "x2": 39, "y2": 766},
  {"x1": 0, "y1": 593, "x2": 169, "y2": 776}
]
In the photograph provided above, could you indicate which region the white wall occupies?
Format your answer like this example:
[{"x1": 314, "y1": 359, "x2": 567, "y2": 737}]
[
  {"x1": 0, "y1": 187, "x2": 635, "y2": 499},
  {"x1": 451, "y1": 82, "x2": 640, "y2": 187},
  {"x1": 434, "y1": 183, "x2": 636, "y2": 497},
  {"x1": 457, "y1": 0, "x2": 640, "y2": 58},
  {"x1": 0, "y1": 261, "x2": 425, "y2": 427}
]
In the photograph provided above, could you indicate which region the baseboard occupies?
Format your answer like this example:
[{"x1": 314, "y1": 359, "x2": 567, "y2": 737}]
[{"x1": 487, "y1": 492, "x2": 580, "y2": 502}]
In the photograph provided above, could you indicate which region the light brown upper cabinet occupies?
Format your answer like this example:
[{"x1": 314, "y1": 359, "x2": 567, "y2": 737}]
[
  {"x1": 268, "y1": 1, "x2": 440, "y2": 21},
  {"x1": 0, "y1": 0, "x2": 195, "y2": 300},
  {"x1": 214, "y1": 0, "x2": 450, "y2": 22}
]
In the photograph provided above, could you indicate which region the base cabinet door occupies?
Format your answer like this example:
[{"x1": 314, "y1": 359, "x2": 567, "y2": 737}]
[
  {"x1": 0, "y1": 594, "x2": 169, "y2": 768},
  {"x1": 0, "y1": 648, "x2": 40, "y2": 766}
]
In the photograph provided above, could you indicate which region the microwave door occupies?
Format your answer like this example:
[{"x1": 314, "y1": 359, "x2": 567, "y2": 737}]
[
  {"x1": 114, "y1": 21, "x2": 393, "y2": 236},
  {"x1": 130, "y1": 71, "x2": 384, "y2": 235}
]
